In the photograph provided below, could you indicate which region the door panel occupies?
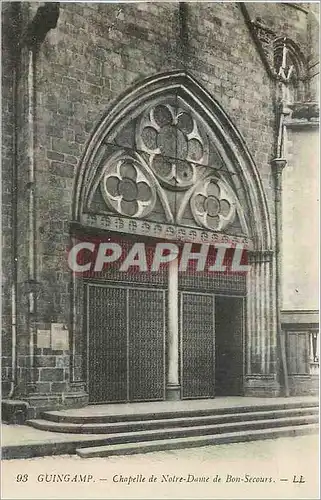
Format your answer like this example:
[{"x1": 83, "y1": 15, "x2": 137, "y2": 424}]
[
  {"x1": 87, "y1": 285, "x2": 127, "y2": 403},
  {"x1": 128, "y1": 288, "x2": 165, "y2": 401},
  {"x1": 87, "y1": 284, "x2": 165, "y2": 403},
  {"x1": 286, "y1": 331, "x2": 309, "y2": 374},
  {"x1": 181, "y1": 292, "x2": 215, "y2": 399}
]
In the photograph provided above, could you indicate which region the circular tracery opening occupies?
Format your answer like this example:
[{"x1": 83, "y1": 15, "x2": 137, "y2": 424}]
[{"x1": 137, "y1": 103, "x2": 209, "y2": 190}]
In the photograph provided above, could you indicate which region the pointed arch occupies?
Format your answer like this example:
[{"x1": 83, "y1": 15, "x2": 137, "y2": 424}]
[
  {"x1": 73, "y1": 70, "x2": 272, "y2": 251},
  {"x1": 273, "y1": 36, "x2": 307, "y2": 81}
]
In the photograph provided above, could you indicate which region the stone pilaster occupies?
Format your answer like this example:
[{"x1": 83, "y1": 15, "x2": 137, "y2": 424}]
[{"x1": 245, "y1": 250, "x2": 280, "y2": 396}]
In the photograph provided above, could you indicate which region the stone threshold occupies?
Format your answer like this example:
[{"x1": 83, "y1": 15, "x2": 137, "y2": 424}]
[{"x1": 44, "y1": 395, "x2": 319, "y2": 419}]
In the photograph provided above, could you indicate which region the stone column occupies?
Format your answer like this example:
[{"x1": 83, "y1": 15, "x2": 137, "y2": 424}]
[
  {"x1": 166, "y1": 257, "x2": 181, "y2": 400},
  {"x1": 25, "y1": 45, "x2": 37, "y2": 391},
  {"x1": 245, "y1": 250, "x2": 280, "y2": 396}
]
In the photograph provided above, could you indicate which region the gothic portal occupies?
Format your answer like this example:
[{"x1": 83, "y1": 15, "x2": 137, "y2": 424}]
[{"x1": 71, "y1": 71, "x2": 276, "y2": 403}]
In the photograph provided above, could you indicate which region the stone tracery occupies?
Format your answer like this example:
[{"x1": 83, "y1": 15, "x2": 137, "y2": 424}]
[
  {"x1": 89, "y1": 97, "x2": 245, "y2": 235},
  {"x1": 191, "y1": 178, "x2": 235, "y2": 231},
  {"x1": 136, "y1": 103, "x2": 209, "y2": 191},
  {"x1": 102, "y1": 157, "x2": 155, "y2": 218}
]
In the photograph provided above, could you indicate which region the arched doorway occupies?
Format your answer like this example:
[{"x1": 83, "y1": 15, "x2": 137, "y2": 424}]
[{"x1": 71, "y1": 71, "x2": 276, "y2": 403}]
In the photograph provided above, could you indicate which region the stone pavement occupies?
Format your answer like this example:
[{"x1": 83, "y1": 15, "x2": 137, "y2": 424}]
[
  {"x1": 2, "y1": 423, "x2": 105, "y2": 447},
  {"x1": 2, "y1": 396, "x2": 318, "y2": 459},
  {"x1": 2, "y1": 423, "x2": 112, "y2": 459},
  {"x1": 1, "y1": 435, "x2": 319, "y2": 499}
]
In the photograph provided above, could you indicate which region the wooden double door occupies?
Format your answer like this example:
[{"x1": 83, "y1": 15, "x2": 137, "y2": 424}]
[
  {"x1": 86, "y1": 283, "x2": 244, "y2": 403},
  {"x1": 86, "y1": 283, "x2": 166, "y2": 403}
]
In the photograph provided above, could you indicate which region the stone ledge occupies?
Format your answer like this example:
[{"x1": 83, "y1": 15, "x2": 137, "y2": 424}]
[
  {"x1": 288, "y1": 102, "x2": 319, "y2": 121},
  {"x1": 284, "y1": 119, "x2": 319, "y2": 130},
  {"x1": 284, "y1": 102, "x2": 319, "y2": 130},
  {"x1": 281, "y1": 309, "x2": 319, "y2": 325},
  {"x1": 288, "y1": 375, "x2": 319, "y2": 397},
  {"x1": 244, "y1": 375, "x2": 280, "y2": 398},
  {"x1": 25, "y1": 391, "x2": 89, "y2": 419},
  {"x1": 2, "y1": 399, "x2": 29, "y2": 424}
]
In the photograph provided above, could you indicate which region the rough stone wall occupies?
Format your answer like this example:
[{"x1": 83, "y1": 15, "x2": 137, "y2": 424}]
[{"x1": 2, "y1": 2, "x2": 316, "y2": 399}]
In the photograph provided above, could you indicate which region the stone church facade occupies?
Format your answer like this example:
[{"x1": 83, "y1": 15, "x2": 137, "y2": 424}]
[{"x1": 2, "y1": 2, "x2": 319, "y2": 417}]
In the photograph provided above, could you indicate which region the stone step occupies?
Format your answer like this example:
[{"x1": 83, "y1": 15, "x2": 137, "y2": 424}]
[
  {"x1": 76, "y1": 423, "x2": 319, "y2": 458},
  {"x1": 27, "y1": 406, "x2": 318, "y2": 434},
  {"x1": 41, "y1": 399, "x2": 319, "y2": 424},
  {"x1": 27, "y1": 414, "x2": 318, "y2": 445}
]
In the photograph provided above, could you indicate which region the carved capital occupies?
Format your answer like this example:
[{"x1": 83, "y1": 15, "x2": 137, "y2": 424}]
[
  {"x1": 271, "y1": 158, "x2": 287, "y2": 175},
  {"x1": 271, "y1": 158, "x2": 286, "y2": 201},
  {"x1": 248, "y1": 250, "x2": 274, "y2": 265}
]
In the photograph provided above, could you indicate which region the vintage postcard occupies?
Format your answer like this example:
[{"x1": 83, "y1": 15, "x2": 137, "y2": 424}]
[{"x1": 1, "y1": 0, "x2": 319, "y2": 499}]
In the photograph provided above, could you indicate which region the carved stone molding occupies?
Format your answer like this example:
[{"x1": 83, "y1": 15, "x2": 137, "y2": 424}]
[
  {"x1": 240, "y1": 4, "x2": 307, "y2": 84},
  {"x1": 79, "y1": 213, "x2": 254, "y2": 248},
  {"x1": 247, "y1": 249, "x2": 274, "y2": 264}
]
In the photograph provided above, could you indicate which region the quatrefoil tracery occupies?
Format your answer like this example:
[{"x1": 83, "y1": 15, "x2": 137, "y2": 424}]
[
  {"x1": 191, "y1": 178, "x2": 236, "y2": 231},
  {"x1": 136, "y1": 103, "x2": 209, "y2": 191},
  {"x1": 101, "y1": 156, "x2": 156, "y2": 218}
]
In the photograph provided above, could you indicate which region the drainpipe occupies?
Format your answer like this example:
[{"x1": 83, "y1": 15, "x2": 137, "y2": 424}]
[
  {"x1": 178, "y1": 2, "x2": 188, "y2": 69},
  {"x1": 8, "y1": 3, "x2": 21, "y2": 399},
  {"x1": 26, "y1": 45, "x2": 37, "y2": 386},
  {"x1": 8, "y1": 283, "x2": 17, "y2": 398},
  {"x1": 271, "y1": 94, "x2": 290, "y2": 397}
]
